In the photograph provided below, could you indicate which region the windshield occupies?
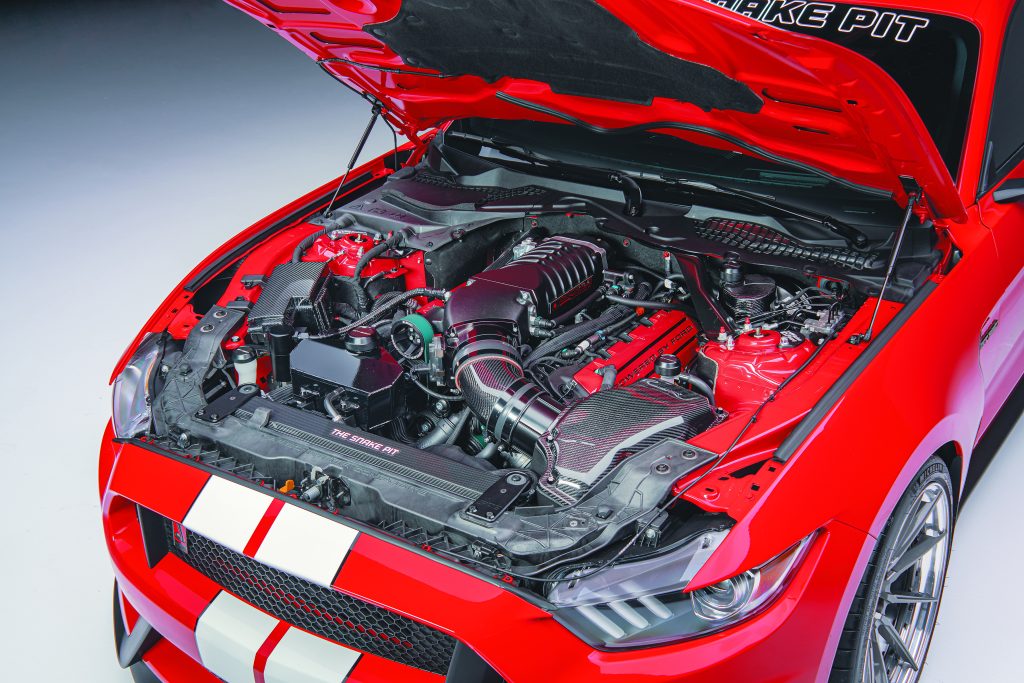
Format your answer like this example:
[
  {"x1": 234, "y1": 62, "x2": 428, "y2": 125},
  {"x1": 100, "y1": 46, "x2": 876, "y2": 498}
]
[
  {"x1": 443, "y1": 117, "x2": 905, "y2": 237},
  {"x1": 711, "y1": 1, "x2": 979, "y2": 180}
]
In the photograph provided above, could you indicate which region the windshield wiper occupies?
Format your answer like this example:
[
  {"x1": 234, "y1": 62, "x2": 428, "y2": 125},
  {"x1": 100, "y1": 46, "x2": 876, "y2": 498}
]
[
  {"x1": 447, "y1": 129, "x2": 870, "y2": 249},
  {"x1": 658, "y1": 175, "x2": 870, "y2": 249},
  {"x1": 446, "y1": 130, "x2": 646, "y2": 216}
]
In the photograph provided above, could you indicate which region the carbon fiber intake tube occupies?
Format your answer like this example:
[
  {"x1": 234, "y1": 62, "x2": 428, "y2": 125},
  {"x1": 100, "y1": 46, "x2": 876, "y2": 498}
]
[
  {"x1": 444, "y1": 237, "x2": 605, "y2": 454},
  {"x1": 454, "y1": 352, "x2": 562, "y2": 454}
]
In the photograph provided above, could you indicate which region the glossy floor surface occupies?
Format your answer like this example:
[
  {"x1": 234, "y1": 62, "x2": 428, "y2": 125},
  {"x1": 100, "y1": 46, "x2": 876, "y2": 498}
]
[{"x1": 0, "y1": 2, "x2": 1019, "y2": 681}]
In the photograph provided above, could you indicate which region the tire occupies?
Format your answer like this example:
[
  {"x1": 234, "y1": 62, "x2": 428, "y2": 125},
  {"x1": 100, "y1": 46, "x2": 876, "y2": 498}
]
[{"x1": 829, "y1": 456, "x2": 955, "y2": 683}]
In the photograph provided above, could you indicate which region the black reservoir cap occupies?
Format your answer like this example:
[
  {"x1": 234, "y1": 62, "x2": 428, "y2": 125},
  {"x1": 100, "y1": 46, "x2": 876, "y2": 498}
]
[{"x1": 654, "y1": 354, "x2": 681, "y2": 378}]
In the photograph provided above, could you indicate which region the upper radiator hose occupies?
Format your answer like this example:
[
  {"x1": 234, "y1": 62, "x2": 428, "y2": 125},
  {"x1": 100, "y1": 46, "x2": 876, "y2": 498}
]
[{"x1": 445, "y1": 237, "x2": 606, "y2": 454}]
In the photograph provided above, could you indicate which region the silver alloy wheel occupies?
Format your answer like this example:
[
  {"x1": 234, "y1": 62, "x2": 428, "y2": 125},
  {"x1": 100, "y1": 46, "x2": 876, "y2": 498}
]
[{"x1": 862, "y1": 481, "x2": 952, "y2": 683}]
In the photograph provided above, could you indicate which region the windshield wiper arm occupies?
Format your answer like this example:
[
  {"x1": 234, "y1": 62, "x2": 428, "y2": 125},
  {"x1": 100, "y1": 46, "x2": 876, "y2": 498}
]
[
  {"x1": 446, "y1": 130, "x2": 645, "y2": 215},
  {"x1": 448, "y1": 128, "x2": 869, "y2": 248},
  {"x1": 661, "y1": 176, "x2": 870, "y2": 249}
]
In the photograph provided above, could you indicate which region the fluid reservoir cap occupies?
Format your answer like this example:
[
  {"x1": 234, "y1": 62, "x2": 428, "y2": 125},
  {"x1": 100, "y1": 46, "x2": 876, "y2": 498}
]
[
  {"x1": 345, "y1": 326, "x2": 379, "y2": 355},
  {"x1": 654, "y1": 354, "x2": 681, "y2": 378}
]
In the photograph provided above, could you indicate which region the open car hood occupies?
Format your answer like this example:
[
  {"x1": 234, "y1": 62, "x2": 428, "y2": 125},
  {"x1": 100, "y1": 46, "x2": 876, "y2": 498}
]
[{"x1": 226, "y1": 0, "x2": 966, "y2": 221}]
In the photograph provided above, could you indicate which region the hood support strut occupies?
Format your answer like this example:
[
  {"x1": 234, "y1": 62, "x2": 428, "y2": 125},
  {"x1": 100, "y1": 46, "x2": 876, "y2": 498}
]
[{"x1": 855, "y1": 181, "x2": 921, "y2": 344}]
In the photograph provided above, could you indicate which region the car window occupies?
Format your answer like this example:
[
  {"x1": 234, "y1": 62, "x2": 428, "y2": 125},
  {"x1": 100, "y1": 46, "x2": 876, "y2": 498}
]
[{"x1": 983, "y1": 1, "x2": 1024, "y2": 193}]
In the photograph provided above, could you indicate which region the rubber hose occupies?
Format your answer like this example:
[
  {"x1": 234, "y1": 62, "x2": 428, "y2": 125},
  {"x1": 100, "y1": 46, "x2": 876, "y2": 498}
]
[
  {"x1": 410, "y1": 376, "x2": 464, "y2": 401},
  {"x1": 351, "y1": 234, "x2": 401, "y2": 312},
  {"x1": 524, "y1": 307, "x2": 629, "y2": 366},
  {"x1": 598, "y1": 366, "x2": 617, "y2": 390},
  {"x1": 678, "y1": 372, "x2": 715, "y2": 406},
  {"x1": 291, "y1": 214, "x2": 355, "y2": 263},
  {"x1": 475, "y1": 441, "x2": 499, "y2": 462},
  {"x1": 604, "y1": 294, "x2": 687, "y2": 311},
  {"x1": 329, "y1": 288, "x2": 447, "y2": 338},
  {"x1": 323, "y1": 387, "x2": 346, "y2": 421},
  {"x1": 416, "y1": 408, "x2": 468, "y2": 448},
  {"x1": 523, "y1": 284, "x2": 651, "y2": 367},
  {"x1": 444, "y1": 407, "x2": 472, "y2": 445}
]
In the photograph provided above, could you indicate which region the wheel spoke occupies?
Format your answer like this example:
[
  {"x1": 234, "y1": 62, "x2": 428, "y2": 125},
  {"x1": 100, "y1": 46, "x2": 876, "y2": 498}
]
[
  {"x1": 878, "y1": 618, "x2": 919, "y2": 671},
  {"x1": 892, "y1": 492, "x2": 941, "y2": 560},
  {"x1": 887, "y1": 529, "x2": 946, "y2": 583},
  {"x1": 869, "y1": 626, "x2": 890, "y2": 682},
  {"x1": 882, "y1": 590, "x2": 938, "y2": 605}
]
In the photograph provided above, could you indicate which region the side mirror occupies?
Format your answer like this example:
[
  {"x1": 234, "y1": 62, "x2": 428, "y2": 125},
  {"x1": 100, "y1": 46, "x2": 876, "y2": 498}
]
[{"x1": 994, "y1": 178, "x2": 1024, "y2": 204}]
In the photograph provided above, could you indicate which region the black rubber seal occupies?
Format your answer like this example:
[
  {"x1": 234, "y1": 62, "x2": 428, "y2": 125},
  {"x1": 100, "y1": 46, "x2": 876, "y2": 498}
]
[{"x1": 774, "y1": 278, "x2": 938, "y2": 462}]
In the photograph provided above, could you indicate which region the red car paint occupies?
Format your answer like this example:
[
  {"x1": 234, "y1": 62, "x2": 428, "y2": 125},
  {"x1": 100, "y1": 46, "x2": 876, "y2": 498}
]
[
  {"x1": 701, "y1": 329, "x2": 817, "y2": 413},
  {"x1": 101, "y1": 0, "x2": 1024, "y2": 680},
  {"x1": 223, "y1": 0, "x2": 966, "y2": 219}
]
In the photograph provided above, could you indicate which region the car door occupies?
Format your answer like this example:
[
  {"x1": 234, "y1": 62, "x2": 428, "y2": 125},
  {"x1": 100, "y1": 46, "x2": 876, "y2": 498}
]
[{"x1": 977, "y1": 0, "x2": 1024, "y2": 433}]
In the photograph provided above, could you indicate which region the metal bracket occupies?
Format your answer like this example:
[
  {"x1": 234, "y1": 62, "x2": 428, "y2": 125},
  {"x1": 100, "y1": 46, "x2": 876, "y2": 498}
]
[
  {"x1": 195, "y1": 384, "x2": 260, "y2": 424},
  {"x1": 464, "y1": 471, "x2": 533, "y2": 524}
]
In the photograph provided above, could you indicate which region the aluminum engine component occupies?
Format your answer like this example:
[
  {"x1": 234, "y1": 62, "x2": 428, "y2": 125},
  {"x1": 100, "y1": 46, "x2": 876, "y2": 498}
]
[{"x1": 572, "y1": 309, "x2": 699, "y2": 394}]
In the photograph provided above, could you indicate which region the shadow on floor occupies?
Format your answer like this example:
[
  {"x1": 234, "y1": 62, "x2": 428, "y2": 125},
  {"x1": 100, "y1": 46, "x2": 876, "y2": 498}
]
[{"x1": 962, "y1": 376, "x2": 1024, "y2": 504}]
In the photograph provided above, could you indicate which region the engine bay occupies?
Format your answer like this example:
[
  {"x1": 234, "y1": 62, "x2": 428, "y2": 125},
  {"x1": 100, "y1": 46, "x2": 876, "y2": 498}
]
[{"x1": 142, "y1": 137, "x2": 941, "y2": 595}]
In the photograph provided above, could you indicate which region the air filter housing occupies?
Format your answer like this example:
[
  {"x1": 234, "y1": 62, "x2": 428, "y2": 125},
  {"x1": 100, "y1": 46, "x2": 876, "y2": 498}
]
[
  {"x1": 248, "y1": 262, "x2": 332, "y2": 343},
  {"x1": 537, "y1": 379, "x2": 715, "y2": 506}
]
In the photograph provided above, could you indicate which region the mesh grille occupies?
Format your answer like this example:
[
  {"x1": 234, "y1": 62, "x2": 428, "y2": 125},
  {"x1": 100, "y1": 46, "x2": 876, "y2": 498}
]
[
  {"x1": 168, "y1": 523, "x2": 457, "y2": 675},
  {"x1": 697, "y1": 217, "x2": 876, "y2": 270}
]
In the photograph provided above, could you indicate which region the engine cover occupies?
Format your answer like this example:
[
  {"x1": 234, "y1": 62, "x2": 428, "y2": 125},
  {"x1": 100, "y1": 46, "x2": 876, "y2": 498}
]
[
  {"x1": 443, "y1": 236, "x2": 606, "y2": 335},
  {"x1": 538, "y1": 379, "x2": 715, "y2": 505},
  {"x1": 573, "y1": 309, "x2": 699, "y2": 394}
]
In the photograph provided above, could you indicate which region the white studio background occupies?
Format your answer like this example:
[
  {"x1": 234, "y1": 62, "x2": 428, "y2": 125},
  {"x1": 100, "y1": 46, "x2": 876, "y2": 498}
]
[{"x1": 0, "y1": 2, "x2": 1019, "y2": 681}]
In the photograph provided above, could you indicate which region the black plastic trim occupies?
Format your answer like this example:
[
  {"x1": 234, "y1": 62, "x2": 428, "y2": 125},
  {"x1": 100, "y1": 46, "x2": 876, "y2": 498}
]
[
  {"x1": 118, "y1": 437, "x2": 553, "y2": 611},
  {"x1": 774, "y1": 278, "x2": 938, "y2": 462},
  {"x1": 136, "y1": 505, "x2": 169, "y2": 568},
  {"x1": 129, "y1": 661, "x2": 162, "y2": 683},
  {"x1": 113, "y1": 581, "x2": 162, "y2": 669},
  {"x1": 445, "y1": 642, "x2": 504, "y2": 683}
]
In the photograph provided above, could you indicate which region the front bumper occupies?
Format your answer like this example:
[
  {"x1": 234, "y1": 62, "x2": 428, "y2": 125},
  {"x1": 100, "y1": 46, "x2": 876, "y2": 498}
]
[{"x1": 101, "y1": 422, "x2": 871, "y2": 682}]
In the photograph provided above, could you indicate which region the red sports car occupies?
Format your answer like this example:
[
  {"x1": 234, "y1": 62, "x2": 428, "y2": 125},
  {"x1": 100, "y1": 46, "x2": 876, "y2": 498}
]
[{"x1": 102, "y1": 1, "x2": 1024, "y2": 681}]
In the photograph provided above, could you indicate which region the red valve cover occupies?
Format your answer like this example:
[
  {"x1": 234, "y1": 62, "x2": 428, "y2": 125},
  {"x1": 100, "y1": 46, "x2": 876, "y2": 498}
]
[
  {"x1": 574, "y1": 310, "x2": 699, "y2": 395},
  {"x1": 701, "y1": 330, "x2": 816, "y2": 413}
]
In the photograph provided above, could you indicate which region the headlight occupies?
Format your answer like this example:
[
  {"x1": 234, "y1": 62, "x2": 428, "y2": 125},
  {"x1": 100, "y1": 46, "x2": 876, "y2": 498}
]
[
  {"x1": 112, "y1": 333, "x2": 163, "y2": 438},
  {"x1": 551, "y1": 531, "x2": 814, "y2": 648}
]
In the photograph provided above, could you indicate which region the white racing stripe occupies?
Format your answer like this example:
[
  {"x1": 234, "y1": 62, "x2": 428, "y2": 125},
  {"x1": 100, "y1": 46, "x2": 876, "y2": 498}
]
[
  {"x1": 263, "y1": 627, "x2": 361, "y2": 683},
  {"x1": 254, "y1": 502, "x2": 360, "y2": 587},
  {"x1": 183, "y1": 476, "x2": 274, "y2": 553},
  {"x1": 195, "y1": 592, "x2": 279, "y2": 683}
]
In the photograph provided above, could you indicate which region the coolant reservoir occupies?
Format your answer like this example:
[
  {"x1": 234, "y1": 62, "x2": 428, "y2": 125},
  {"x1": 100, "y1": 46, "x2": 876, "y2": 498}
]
[{"x1": 699, "y1": 329, "x2": 815, "y2": 413}]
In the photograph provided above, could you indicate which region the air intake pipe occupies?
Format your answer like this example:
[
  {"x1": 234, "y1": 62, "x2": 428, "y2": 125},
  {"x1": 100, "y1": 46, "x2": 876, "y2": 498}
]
[
  {"x1": 451, "y1": 322, "x2": 563, "y2": 454},
  {"x1": 444, "y1": 237, "x2": 606, "y2": 454}
]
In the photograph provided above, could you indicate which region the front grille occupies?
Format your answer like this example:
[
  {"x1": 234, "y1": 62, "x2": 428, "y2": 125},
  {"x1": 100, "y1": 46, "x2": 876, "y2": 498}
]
[{"x1": 167, "y1": 522, "x2": 457, "y2": 675}]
